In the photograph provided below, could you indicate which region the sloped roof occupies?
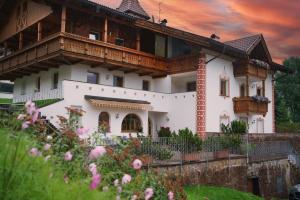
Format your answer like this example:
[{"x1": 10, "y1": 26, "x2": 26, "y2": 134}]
[
  {"x1": 225, "y1": 34, "x2": 262, "y2": 54},
  {"x1": 117, "y1": 0, "x2": 150, "y2": 20}
]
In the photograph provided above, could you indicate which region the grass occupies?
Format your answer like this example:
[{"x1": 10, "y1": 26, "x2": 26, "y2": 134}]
[
  {"x1": 0, "y1": 128, "x2": 115, "y2": 200},
  {"x1": 0, "y1": 98, "x2": 12, "y2": 104},
  {"x1": 185, "y1": 185, "x2": 263, "y2": 200},
  {"x1": 13, "y1": 99, "x2": 63, "y2": 108}
]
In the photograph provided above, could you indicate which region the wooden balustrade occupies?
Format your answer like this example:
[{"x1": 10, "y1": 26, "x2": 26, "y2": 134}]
[
  {"x1": 233, "y1": 97, "x2": 268, "y2": 116},
  {"x1": 233, "y1": 62, "x2": 267, "y2": 80},
  {"x1": 0, "y1": 32, "x2": 168, "y2": 79},
  {"x1": 168, "y1": 54, "x2": 199, "y2": 74}
]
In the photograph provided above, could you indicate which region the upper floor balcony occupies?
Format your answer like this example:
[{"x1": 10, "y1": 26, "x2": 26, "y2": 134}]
[
  {"x1": 233, "y1": 60, "x2": 268, "y2": 80},
  {"x1": 233, "y1": 96, "x2": 269, "y2": 116}
]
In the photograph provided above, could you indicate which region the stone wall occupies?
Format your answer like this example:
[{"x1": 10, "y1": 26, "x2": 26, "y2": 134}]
[{"x1": 153, "y1": 157, "x2": 300, "y2": 199}]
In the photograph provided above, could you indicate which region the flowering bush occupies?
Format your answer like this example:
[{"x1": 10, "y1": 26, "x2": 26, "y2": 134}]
[{"x1": 4, "y1": 101, "x2": 187, "y2": 199}]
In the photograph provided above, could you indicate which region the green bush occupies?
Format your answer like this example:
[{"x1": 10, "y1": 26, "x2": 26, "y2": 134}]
[
  {"x1": 221, "y1": 120, "x2": 247, "y2": 135},
  {"x1": 276, "y1": 122, "x2": 300, "y2": 133},
  {"x1": 173, "y1": 128, "x2": 202, "y2": 153},
  {"x1": 158, "y1": 127, "x2": 172, "y2": 137}
]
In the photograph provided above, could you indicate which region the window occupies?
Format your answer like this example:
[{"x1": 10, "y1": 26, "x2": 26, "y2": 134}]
[
  {"x1": 20, "y1": 81, "x2": 26, "y2": 95},
  {"x1": 52, "y1": 72, "x2": 59, "y2": 89},
  {"x1": 35, "y1": 76, "x2": 41, "y2": 92},
  {"x1": 87, "y1": 72, "x2": 99, "y2": 84},
  {"x1": 220, "y1": 79, "x2": 229, "y2": 97},
  {"x1": 187, "y1": 81, "x2": 196, "y2": 92},
  {"x1": 142, "y1": 80, "x2": 150, "y2": 91},
  {"x1": 257, "y1": 87, "x2": 262, "y2": 96},
  {"x1": 115, "y1": 38, "x2": 125, "y2": 46},
  {"x1": 0, "y1": 82, "x2": 13, "y2": 93},
  {"x1": 113, "y1": 76, "x2": 123, "y2": 87},
  {"x1": 89, "y1": 32, "x2": 100, "y2": 40},
  {"x1": 240, "y1": 84, "x2": 245, "y2": 97},
  {"x1": 98, "y1": 112, "x2": 110, "y2": 132},
  {"x1": 122, "y1": 114, "x2": 142, "y2": 132}
]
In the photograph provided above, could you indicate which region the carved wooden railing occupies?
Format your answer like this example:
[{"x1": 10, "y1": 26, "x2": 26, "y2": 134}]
[
  {"x1": 233, "y1": 97, "x2": 268, "y2": 116},
  {"x1": 0, "y1": 32, "x2": 168, "y2": 76},
  {"x1": 168, "y1": 54, "x2": 199, "y2": 74},
  {"x1": 233, "y1": 62, "x2": 267, "y2": 80}
]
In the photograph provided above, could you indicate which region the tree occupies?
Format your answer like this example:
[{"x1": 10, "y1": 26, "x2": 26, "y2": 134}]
[{"x1": 275, "y1": 57, "x2": 300, "y2": 123}]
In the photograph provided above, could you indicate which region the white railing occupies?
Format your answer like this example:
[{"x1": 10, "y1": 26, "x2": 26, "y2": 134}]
[
  {"x1": 62, "y1": 80, "x2": 196, "y2": 113},
  {"x1": 13, "y1": 88, "x2": 63, "y2": 103}
]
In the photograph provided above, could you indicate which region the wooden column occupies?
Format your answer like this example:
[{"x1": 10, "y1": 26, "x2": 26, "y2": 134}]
[
  {"x1": 262, "y1": 80, "x2": 265, "y2": 97},
  {"x1": 37, "y1": 22, "x2": 42, "y2": 41},
  {"x1": 136, "y1": 29, "x2": 140, "y2": 51},
  {"x1": 246, "y1": 75, "x2": 249, "y2": 96},
  {"x1": 103, "y1": 16, "x2": 108, "y2": 43},
  {"x1": 18, "y1": 32, "x2": 23, "y2": 50},
  {"x1": 61, "y1": 5, "x2": 66, "y2": 32}
]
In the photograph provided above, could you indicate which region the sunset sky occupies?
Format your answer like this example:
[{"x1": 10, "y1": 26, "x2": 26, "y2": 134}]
[{"x1": 93, "y1": 0, "x2": 300, "y2": 63}]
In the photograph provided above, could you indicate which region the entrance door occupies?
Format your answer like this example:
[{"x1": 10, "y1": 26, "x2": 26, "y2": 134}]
[
  {"x1": 257, "y1": 119, "x2": 264, "y2": 133},
  {"x1": 247, "y1": 177, "x2": 261, "y2": 196}
]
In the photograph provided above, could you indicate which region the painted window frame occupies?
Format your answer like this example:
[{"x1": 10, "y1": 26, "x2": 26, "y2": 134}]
[{"x1": 220, "y1": 77, "x2": 230, "y2": 97}]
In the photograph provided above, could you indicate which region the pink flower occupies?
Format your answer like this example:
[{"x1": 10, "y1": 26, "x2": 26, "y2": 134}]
[
  {"x1": 76, "y1": 127, "x2": 90, "y2": 139},
  {"x1": 31, "y1": 109, "x2": 40, "y2": 123},
  {"x1": 25, "y1": 101, "x2": 36, "y2": 116},
  {"x1": 90, "y1": 173, "x2": 101, "y2": 190},
  {"x1": 132, "y1": 159, "x2": 143, "y2": 170},
  {"x1": 17, "y1": 114, "x2": 26, "y2": 120},
  {"x1": 22, "y1": 121, "x2": 30, "y2": 129},
  {"x1": 89, "y1": 146, "x2": 106, "y2": 160},
  {"x1": 122, "y1": 174, "x2": 132, "y2": 185},
  {"x1": 64, "y1": 151, "x2": 73, "y2": 161},
  {"x1": 168, "y1": 191, "x2": 174, "y2": 200},
  {"x1": 29, "y1": 148, "x2": 39, "y2": 157},
  {"x1": 89, "y1": 163, "x2": 97, "y2": 176},
  {"x1": 145, "y1": 188, "x2": 154, "y2": 200},
  {"x1": 44, "y1": 143, "x2": 51, "y2": 151}
]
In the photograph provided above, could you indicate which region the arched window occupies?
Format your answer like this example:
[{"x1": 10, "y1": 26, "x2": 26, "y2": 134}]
[
  {"x1": 122, "y1": 114, "x2": 142, "y2": 132},
  {"x1": 98, "y1": 112, "x2": 110, "y2": 132}
]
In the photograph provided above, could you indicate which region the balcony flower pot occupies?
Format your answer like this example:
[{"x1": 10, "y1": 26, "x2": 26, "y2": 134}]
[
  {"x1": 183, "y1": 152, "x2": 201, "y2": 162},
  {"x1": 214, "y1": 150, "x2": 230, "y2": 159}
]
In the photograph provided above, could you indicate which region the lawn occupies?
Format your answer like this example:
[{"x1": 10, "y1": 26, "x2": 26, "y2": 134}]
[
  {"x1": 185, "y1": 185, "x2": 263, "y2": 200},
  {"x1": 0, "y1": 98, "x2": 12, "y2": 104}
]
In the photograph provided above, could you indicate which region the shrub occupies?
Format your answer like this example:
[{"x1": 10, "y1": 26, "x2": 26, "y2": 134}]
[
  {"x1": 221, "y1": 120, "x2": 248, "y2": 135},
  {"x1": 276, "y1": 122, "x2": 300, "y2": 133},
  {"x1": 158, "y1": 127, "x2": 172, "y2": 137},
  {"x1": 173, "y1": 128, "x2": 202, "y2": 153}
]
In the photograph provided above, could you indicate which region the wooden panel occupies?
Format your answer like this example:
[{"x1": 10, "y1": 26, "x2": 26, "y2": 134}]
[
  {"x1": 234, "y1": 62, "x2": 267, "y2": 80},
  {"x1": 86, "y1": 44, "x2": 105, "y2": 58},
  {"x1": 233, "y1": 97, "x2": 268, "y2": 115},
  {"x1": 168, "y1": 54, "x2": 199, "y2": 74}
]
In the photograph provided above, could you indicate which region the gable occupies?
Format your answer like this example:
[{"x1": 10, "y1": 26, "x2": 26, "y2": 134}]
[{"x1": 0, "y1": 0, "x2": 53, "y2": 42}]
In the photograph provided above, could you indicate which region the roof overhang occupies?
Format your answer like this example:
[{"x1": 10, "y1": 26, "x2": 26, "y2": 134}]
[{"x1": 85, "y1": 95, "x2": 153, "y2": 111}]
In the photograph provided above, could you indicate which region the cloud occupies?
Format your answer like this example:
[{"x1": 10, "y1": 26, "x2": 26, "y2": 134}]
[{"x1": 90, "y1": 0, "x2": 300, "y2": 63}]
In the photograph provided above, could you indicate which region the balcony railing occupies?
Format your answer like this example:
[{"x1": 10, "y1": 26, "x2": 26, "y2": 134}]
[
  {"x1": 233, "y1": 62, "x2": 267, "y2": 80},
  {"x1": 13, "y1": 88, "x2": 63, "y2": 103},
  {"x1": 0, "y1": 32, "x2": 168, "y2": 79},
  {"x1": 233, "y1": 97, "x2": 268, "y2": 115}
]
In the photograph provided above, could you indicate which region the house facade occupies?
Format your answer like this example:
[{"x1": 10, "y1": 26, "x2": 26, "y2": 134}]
[{"x1": 0, "y1": 0, "x2": 287, "y2": 137}]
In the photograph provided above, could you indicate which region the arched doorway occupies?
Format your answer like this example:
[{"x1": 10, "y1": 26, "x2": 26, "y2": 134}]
[
  {"x1": 121, "y1": 114, "x2": 142, "y2": 133},
  {"x1": 98, "y1": 112, "x2": 110, "y2": 133},
  {"x1": 148, "y1": 118, "x2": 152, "y2": 137}
]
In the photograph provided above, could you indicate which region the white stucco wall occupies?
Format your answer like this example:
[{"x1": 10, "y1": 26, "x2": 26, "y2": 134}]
[{"x1": 205, "y1": 54, "x2": 274, "y2": 133}]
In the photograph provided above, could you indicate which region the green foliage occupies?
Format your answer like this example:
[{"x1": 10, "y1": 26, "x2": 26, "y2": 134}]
[
  {"x1": 0, "y1": 128, "x2": 115, "y2": 200},
  {"x1": 185, "y1": 185, "x2": 263, "y2": 200},
  {"x1": 275, "y1": 57, "x2": 300, "y2": 123},
  {"x1": 276, "y1": 122, "x2": 300, "y2": 133},
  {"x1": 221, "y1": 120, "x2": 247, "y2": 135},
  {"x1": 15, "y1": 99, "x2": 63, "y2": 108},
  {"x1": 158, "y1": 127, "x2": 172, "y2": 137},
  {"x1": 135, "y1": 139, "x2": 173, "y2": 160},
  {"x1": 0, "y1": 98, "x2": 12, "y2": 104},
  {"x1": 173, "y1": 128, "x2": 202, "y2": 153}
]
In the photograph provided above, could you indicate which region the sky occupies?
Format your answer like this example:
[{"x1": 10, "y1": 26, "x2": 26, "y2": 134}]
[{"x1": 93, "y1": 0, "x2": 300, "y2": 63}]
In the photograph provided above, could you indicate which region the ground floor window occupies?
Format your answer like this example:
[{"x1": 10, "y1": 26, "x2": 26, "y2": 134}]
[
  {"x1": 122, "y1": 114, "x2": 142, "y2": 132},
  {"x1": 98, "y1": 112, "x2": 110, "y2": 133}
]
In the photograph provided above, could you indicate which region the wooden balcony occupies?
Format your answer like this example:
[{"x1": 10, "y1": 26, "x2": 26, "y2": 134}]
[
  {"x1": 233, "y1": 97, "x2": 268, "y2": 116},
  {"x1": 233, "y1": 61, "x2": 268, "y2": 80},
  {"x1": 0, "y1": 32, "x2": 168, "y2": 80}
]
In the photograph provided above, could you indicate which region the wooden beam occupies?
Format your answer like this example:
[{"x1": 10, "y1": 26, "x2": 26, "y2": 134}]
[
  {"x1": 19, "y1": 32, "x2": 23, "y2": 50},
  {"x1": 108, "y1": 66, "x2": 120, "y2": 71},
  {"x1": 262, "y1": 80, "x2": 265, "y2": 97},
  {"x1": 61, "y1": 5, "x2": 67, "y2": 32},
  {"x1": 37, "y1": 22, "x2": 42, "y2": 41},
  {"x1": 103, "y1": 16, "x2": 108, "y2": 43},
  {"x1": 136, "y1": 29, "x2": 140, "y2": 51},
  {"x1": 124, "y1": 69, "x2": 138, "y2": 74},
  {"x1": 246, "y1": 75, "x2": 249, "y2": 97},
  {"x1": 139, "y1": 72, "x2": 153, "y2": 76}
]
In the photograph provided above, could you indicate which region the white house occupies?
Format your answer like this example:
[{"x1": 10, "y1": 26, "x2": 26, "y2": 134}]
[{"x1": 0, "y1": 0, "x2": 288, "y2": 137}]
